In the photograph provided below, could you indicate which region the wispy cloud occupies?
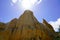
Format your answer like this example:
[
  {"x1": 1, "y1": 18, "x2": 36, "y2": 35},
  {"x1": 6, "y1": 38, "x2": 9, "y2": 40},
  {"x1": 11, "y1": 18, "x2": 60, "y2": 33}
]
[{"x1": 49, "y1": 18, "x2": 60, "y2": 32}]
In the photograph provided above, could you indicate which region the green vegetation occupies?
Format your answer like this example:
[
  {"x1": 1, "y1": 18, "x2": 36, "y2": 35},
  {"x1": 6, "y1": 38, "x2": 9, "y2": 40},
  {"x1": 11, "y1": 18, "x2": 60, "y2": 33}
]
[{"x1": 54, "y1": 36, "x2": 60, "y2": 40}]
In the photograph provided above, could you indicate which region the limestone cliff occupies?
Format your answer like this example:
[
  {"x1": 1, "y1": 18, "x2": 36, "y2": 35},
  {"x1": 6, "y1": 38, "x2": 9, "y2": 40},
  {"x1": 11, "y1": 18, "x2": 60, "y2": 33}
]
[{"x1": 0, "y1": 10, "x2": 56, "y2": 40}]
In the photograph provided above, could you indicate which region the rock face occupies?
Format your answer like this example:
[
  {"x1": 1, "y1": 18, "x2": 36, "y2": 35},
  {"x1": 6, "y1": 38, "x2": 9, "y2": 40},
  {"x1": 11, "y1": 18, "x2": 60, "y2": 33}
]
[
  {"x1": 43, "y1": 19, "x2": 55, "y2": 32},
  {"x1": 0, "y1": 10, "x2": 56, "y2": 40}
]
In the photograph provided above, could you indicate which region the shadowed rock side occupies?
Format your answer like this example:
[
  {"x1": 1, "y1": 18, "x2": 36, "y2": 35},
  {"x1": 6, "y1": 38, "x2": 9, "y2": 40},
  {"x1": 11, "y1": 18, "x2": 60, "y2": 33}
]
[
  {"x1": 0, "y1": 10, "x2": 56, "y2": 40},
  {"x1": 43, "y1": 19, "x2": 55, "y2": 32},
  {"x1": 43, "y1": 19, "x2": 57, "y2": 39}
]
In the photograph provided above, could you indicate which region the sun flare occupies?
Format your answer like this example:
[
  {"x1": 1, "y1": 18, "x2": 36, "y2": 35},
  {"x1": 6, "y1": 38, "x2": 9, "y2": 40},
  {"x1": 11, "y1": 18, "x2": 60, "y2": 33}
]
[
  {"x1": 21, "y1": 0, "x2": 42, "y2": 10},
  {"x1": 11, "y1": 0, "x2": 42, "y2": 10},
  {"x1": 21, "y1": 0, "x2": 36, "y2": 10}
]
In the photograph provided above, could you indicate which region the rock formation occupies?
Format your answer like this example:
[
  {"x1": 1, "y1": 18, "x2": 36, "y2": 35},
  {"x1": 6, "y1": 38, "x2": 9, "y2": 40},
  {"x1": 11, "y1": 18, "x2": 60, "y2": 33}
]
[
  {"x1": 0, "y1": 10, "x2": 56, "y2": 40},
  {"x1": 43, "y1": 19, "x2": 55, "y2": 32}
]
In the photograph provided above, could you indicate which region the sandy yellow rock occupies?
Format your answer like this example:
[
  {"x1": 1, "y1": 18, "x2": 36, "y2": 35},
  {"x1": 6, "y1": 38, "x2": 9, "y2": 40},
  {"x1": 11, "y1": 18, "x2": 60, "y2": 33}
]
[{"x1": 0, "y1": 10, "x2": 56, "y2": 40}]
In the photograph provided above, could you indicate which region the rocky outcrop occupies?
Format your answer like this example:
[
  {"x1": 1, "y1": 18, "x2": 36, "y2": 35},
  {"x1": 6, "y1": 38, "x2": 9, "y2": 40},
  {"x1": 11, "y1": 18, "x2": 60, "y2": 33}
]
[
  {"x1": 0, "y1": 22, "x2": 6, "y2": 31},
  {"x1": 0, "y1": 10, "x2": 56, "y2": 40},
  {"x1": 43, "y1": 19, "x2": 55, "y2": 32},
  {"x1": 43, "y1": 19, "x2": 57, "y2": 39},
  {"x1": 8, "y1": 18, "x2": 17, "y2": 28}
]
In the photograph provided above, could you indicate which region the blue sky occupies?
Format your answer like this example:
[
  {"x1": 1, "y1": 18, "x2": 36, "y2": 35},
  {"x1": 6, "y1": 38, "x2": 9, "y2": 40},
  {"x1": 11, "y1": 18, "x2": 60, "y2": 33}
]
[{"x1": 0, "y1": 0, "x2": 60, "y2": 31}]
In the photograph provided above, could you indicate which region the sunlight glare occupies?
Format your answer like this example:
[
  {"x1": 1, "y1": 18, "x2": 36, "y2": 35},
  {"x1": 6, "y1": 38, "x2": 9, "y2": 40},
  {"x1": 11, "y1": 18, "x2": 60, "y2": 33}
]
[
  {"x1": 12, "y1": 0, "x2": 17, "y2": 3},
  {"x1": 21, "y1": 0, "x2": 37, "y2": 10}
]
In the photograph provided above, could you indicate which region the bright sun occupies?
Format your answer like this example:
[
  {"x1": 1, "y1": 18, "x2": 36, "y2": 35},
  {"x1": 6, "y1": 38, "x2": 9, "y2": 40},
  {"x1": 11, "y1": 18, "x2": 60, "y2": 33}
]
[
  {"x1": 11, "y1": 0, "x2": 42, "y2": 10},
  {"x1": 21, "y1": 0, "x2": 42, "y2": 10}
]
